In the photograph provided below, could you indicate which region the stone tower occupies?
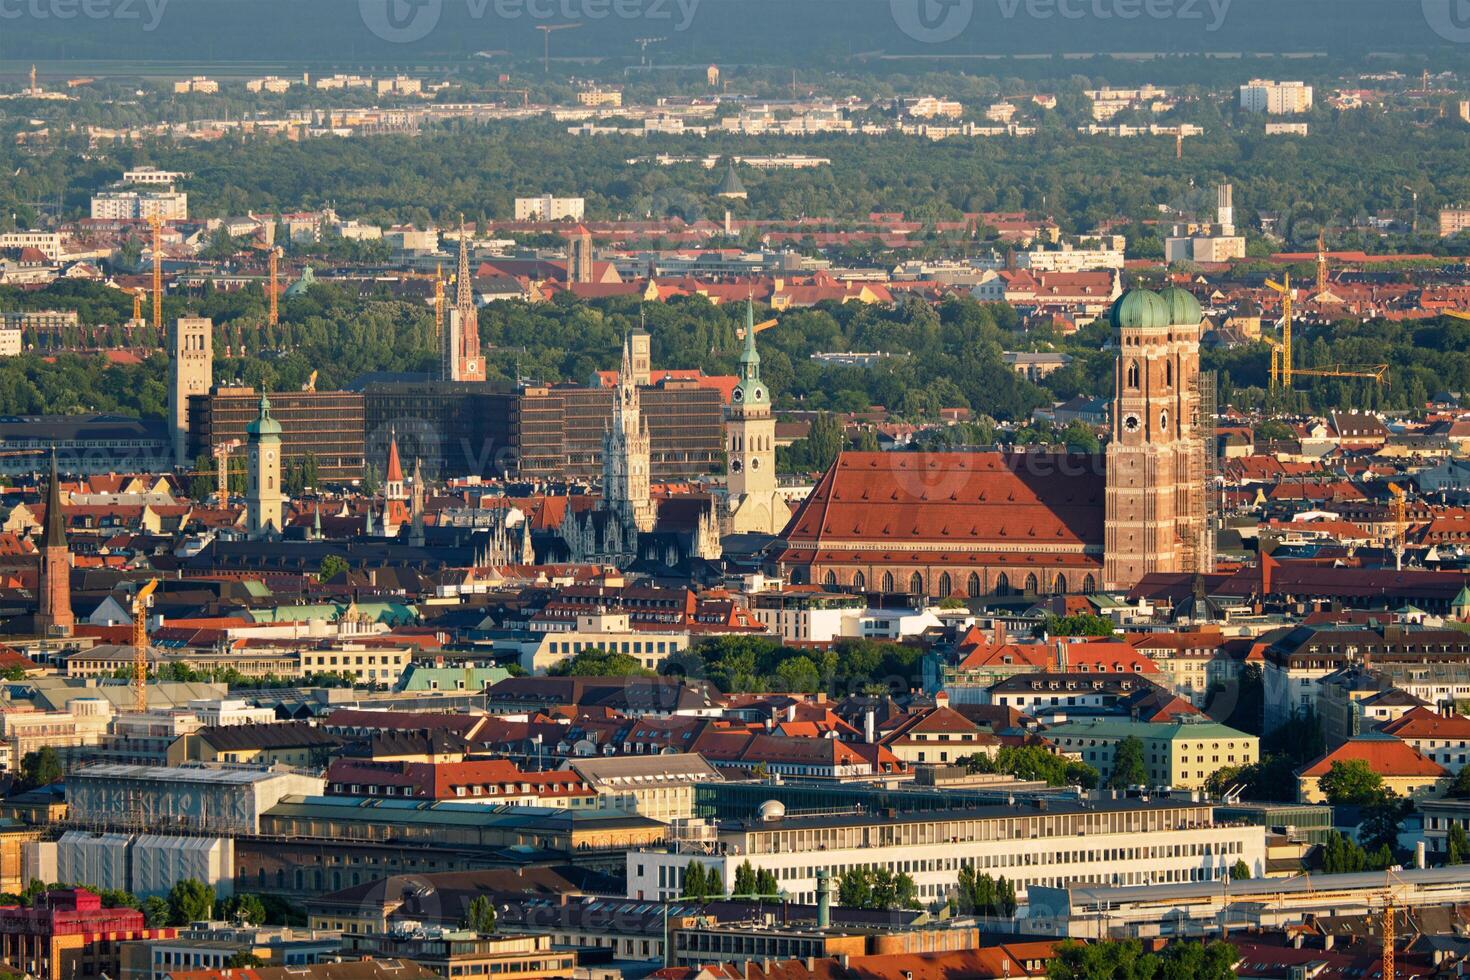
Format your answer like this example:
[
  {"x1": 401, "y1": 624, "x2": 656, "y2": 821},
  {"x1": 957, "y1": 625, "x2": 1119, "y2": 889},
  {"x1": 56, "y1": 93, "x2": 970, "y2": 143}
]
[
  {"x1": 245, "y1": 394, "x2": 285, "y2": 537},
  {"x1": 1103, "y1": 287, "x2": 1204, "y2": 590},
  {"x1": 168, "y1": 316, "x2": 213, "y2": 467},
  {"x1": 34, "y1": 451, "x2": 73, "y2": 636},
  {"x1": 384, "y1": 430, "x2": 406, "y2": 501},
  {"x1": 603, "y1": 332, "x2": 657, "y2": 535},
  {"x1": 568, "y1": 225, "x2": 595, "y2": 285},
  {"x1": 445, "y1": 218, "x2": 485, "y2": 382},
  {"x1": 724, "y1": 299, "x2": 785, "y2": 535}
]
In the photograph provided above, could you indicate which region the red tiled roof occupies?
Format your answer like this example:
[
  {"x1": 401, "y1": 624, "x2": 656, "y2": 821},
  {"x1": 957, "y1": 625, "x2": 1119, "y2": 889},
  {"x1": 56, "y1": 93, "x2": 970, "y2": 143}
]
[{"x1": 1298, "y1": 735, "x2": 1448, "y2": 778}]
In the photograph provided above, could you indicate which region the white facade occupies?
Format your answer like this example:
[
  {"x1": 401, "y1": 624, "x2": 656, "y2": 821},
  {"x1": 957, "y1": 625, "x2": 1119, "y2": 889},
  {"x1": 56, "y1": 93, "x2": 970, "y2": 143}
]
[
  {"x1": 627, "y1": 803, "x2": 1265, "y2": 906},
  {"x1": 515, "y1": 195, "x2": 586, "y2": 222},
  {"x1": 40, "y1": 831, "x2": 234, "y2": 898},
  {"x1": 1016, "y1": 245, "x2": 1126, "y2": 272},
  {"x1": 0, "y1": 231, "x2": 63, "y2": 259},
  {"x1": 125, "y1": 167, "x2": 188, "y2": 185},
  {"x1": 92, "y1": 190, "x2": 188, "y2": 221},
  {"x1": 1240, "y1": 80, "x2": 1313, "y2": 114},
  {"x1": 0, "y1": 327, "x2": 19, "y2": 357}
]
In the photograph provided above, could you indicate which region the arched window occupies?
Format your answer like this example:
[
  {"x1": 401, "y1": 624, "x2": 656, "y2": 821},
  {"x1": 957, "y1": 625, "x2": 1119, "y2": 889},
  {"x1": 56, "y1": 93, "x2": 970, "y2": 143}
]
[
  {"x1": 1082, "y1": 574, "x2": 1096, "y2": 593},
  {"x1": 1024, "y1": 573, "x2": 1039, "y2": 595},
  {"x1": 853, "y1": 571, "x2": 867, "y2": 591},
  {"x1": 1054, "y1": 573, "x2": 1067, "y2": 595},
  {"x1": 1126, "y1": 360, "x2": 1140, "y2": 389},
  {"x1": 937, "y1": 572, "x2": 952, "y2": 598},
  {"x1": 967, "y1": 572, "x2": 981, "y2": 597},
  {"x1": 909, "y1": 572, "x2": 925, "y2": 595},
  {"x1": 823, "y1": 570, "x2": 837, "y2": 587},
  {"x1": 881, "y1": 571, "x2": 895, "y2": 593},
  {"x1": 995, "y1": 572, "x2": 1010, "y2": 595},
  {"x1": 789, "y1": 567, "x2": 806, "y2": 585}
]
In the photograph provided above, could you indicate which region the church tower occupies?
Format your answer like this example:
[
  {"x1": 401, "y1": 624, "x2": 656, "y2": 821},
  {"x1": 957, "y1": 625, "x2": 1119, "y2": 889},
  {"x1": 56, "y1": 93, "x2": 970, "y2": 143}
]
[
  {"x1": 725, "y1": 299, "x2": 785, "y2": 535},
  {"x1": 602, "y1": 332, "x2": 657, "y2": 535},
  {"x1": 245, "y1": 394, "x2": 284, "y2": 537},
  {"x1": 34, "y1": 451, "x2": 73, "y2": 636},
  {"x1": 444, "y1": 218, "x2": 485, "y2": 382},
  {"x1": 384, "y1": 430, "x2": 406, "y2": 501},
  {"x1": 1103, "y1": 287, "x2": 1205, "y2": 589},
  {"x1": 168, "y1": 316, "x2": 213, "y2": 467},
  {"x1": 567, "y1": 225, "x2": 595, "y2": 285}
]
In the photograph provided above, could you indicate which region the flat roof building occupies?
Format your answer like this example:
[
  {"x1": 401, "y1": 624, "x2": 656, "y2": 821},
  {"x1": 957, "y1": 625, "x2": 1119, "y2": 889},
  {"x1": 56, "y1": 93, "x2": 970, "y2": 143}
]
[{"x1": 188, "y1": 387, "x2": 365, "y2": 482}]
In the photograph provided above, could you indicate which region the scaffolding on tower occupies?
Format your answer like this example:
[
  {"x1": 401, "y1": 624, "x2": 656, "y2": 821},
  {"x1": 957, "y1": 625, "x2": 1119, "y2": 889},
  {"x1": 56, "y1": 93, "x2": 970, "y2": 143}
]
[
  {"x1": 148, "y1": 216, "x2": 164, "y2": 332},
  {"x1": 1184, "y1": 370, "x2": 1219, "y2": 574}
]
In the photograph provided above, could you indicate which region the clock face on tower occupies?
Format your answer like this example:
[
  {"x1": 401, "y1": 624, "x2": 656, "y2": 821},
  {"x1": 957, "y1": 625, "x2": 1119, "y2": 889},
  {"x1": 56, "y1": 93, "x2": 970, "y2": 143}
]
[
  {"x1": 730, "y1": 459, "x2": 743, "y2": 473},
  {"x1": 1123, "y1": 413, "x2": 1141, "y2": 433}
]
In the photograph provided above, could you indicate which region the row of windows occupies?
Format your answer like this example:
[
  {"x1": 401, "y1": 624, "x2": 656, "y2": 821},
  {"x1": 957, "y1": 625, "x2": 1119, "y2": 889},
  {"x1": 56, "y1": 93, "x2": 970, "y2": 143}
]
[{"x1": 816, "y1": 569, "x2": 1098, "y2": 597}]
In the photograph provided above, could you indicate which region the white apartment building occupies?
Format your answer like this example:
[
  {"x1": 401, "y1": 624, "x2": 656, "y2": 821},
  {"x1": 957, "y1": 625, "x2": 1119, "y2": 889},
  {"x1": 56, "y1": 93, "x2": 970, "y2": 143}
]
[
  {"x1": 376, "y1": 76, "x2": 422, "y2": 96},
  {"x1": 91, "y1": 190, "x2": 188, "y2": 221},
  {"x1": 578, "y1": 88, "x2": 623, "y2": 108},
  {"x1": 246, "y1": 77, "x2": 294, "y2": 94},
  {"x1": 1240, "y1": 80, "x2": 1314, "y2": 114},
  {"x1": 124, "y1": 167, "x2": 189, "y2": 185},
  {"x1": 900, "y1": 96, "x2": 964, "y2": 119},
  {"x1": 0, "y1": 327, "x2": 20, "y2": 357},
  {"x1": 298, "y1": 644, "x2": 411, "y2": 687},
  {"x1": 515, "y1": 195, "x2": 586, "y2": 222},
  {"x1": 627, "y1": 799, "x2": 1265, "y2": 905},
  {"x1": 173, "y1": 76, "x2": 219, "y2": 94},
  {"x1": 1016, "y1": 242, "x2": 1126, "y2": 272},
  {"x1": 0, "y1": 231, "x2": 63, "y2": 259}
]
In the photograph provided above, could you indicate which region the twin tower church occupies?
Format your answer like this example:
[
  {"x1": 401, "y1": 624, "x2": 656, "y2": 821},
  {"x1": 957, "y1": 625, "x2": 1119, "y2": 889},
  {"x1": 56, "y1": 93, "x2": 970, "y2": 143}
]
[{"x1": 221, "y1": 286, "x2": 1207, "y2": 592}]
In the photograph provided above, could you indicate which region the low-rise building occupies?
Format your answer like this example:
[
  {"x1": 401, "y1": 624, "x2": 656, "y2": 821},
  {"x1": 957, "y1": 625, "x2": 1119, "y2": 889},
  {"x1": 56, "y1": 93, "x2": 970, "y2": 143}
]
[
  {"x1": 1042, "y1": 718, "x2": 1258, "y2": 789},
  {"x1": 1296, "y1": 733, "x2": 1449, "y2": 802},
  {"x1": 344, "y1": 930, "x2": 573, "y2": 979},
  {"x1": 567, "y1": 753, "x2": 721, "y2": 822},
  {"x1": 628, "y1": 798, "x2": 1263, "y2": 905},
  {"x1": 0, "y1": 888, "x2": 176, "y2": 980}
]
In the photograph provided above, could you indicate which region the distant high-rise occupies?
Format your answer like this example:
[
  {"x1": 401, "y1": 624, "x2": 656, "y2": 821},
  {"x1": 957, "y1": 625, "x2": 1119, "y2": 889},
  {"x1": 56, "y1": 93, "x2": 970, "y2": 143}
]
[
  {"x1": 245, "y1": 394, "x2": 284, "y2": 537},
  {"x1": 168, "y1": 317, "x2": 213, "y2": 467},
  {"x1": 444, "y1": 219, "x2": 485, "y2": 383},
  {"x1": 35, "y1": 451, "x2": 73, "y2": 636}
]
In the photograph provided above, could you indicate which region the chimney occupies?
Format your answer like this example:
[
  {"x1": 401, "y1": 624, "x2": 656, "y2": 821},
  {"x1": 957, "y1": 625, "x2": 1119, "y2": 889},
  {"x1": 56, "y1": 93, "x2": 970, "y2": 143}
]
[
  {"x1": 1415, "y1": 840, "x2": 1426, "y2": 869},
  {"x1": 935, "y1": 691, "x2": 950, "y2": 708},
  {"x1": 725, "y1": 210, "x2": 734, "y2": 236},
  {"x1": 864, "y1": 709, "x2": 876, "y2": 744},
  {"x1": 993, "y1": 620, "x2": 1006, "y2": 645},
  {"x1": 816, "y1": 868, "x2": 831, "y2": 929}
]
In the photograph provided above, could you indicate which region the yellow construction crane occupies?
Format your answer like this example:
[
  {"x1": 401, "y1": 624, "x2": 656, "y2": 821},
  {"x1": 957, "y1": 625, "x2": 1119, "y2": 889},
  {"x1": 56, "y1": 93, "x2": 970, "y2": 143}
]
[
  {"x1": 1388, "y1": 482, "x2": 1408, "y2": 571},
  {"x1": 131, "y1": 288, "x2": 144, "y2": 323},
  {"x1": 1266, "y1": 273, "x2": 1293, "y2": 388},
  {"x1": 1381, "y1": 868, "x2": 1408, "y2": 980},
  {"x1": 302, "y1": 370, "x2": 318, "y2": 393},
  {"x1": 148, "y1": 215, "x2": 164, "y2": 332},
  {"x1": 1444, "y1": 310, "x2": 1470, "y2": 323},
  {"x1": 1267, "y1": 271, "x2": 1388, "y2": 389},
  {"x1": 213, "y1": 439, "x2": 242, "y2": 507},
  {"x1": 1316, "y1": 231, "x2": 1328, "y2": 296},
  {"x1": 735, "y1": 317, "x2": 778, "y2": 341},
  {"x1": 131, "y1": 579, "x2": 159, "y2": 713}
]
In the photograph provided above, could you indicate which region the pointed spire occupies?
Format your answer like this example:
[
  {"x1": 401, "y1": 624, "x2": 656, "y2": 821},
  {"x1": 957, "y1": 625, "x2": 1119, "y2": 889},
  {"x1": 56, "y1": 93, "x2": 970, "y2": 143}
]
[
  {"x1": 386, "y1": 429, "x2": 404, "y2": 485},
  {"x1": 739, "y1": 296, "x2": 761, "y2": 382},
  {"x1": 456, "y1": 215, "x2": 473, "y2": 313},
  {"x1": 42, "y1": 449, "x2": 67, "y2": 550}
]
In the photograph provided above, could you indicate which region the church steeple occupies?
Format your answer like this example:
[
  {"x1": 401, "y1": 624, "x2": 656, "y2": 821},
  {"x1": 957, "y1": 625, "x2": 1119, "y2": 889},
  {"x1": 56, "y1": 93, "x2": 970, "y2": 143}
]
[
  {"x1": 35, "y1": 450, "x2": 73, "y2": 636},
  {"x1": 602, "y1": 331, "x2": 656, "y2": 536},
  {"x1": 723, "y1": 301, "x2": 782, "y2": 535}
]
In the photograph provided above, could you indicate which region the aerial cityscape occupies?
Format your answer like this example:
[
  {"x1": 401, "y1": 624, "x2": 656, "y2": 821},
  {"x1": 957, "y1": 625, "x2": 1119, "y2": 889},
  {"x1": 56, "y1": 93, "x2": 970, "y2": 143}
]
[{"x1": 6, "y1": 6, "x2": 1470, "y2": 980}]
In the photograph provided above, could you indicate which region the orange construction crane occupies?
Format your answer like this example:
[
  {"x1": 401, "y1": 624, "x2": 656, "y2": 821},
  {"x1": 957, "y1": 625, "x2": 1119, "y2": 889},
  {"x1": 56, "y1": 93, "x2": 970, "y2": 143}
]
[
  {"x1": 269, "y1": 247, "x2": 282, "y2": 326},
  {"x1": 131, "y1": 288, "x2": 143, "y2": 323},
  {"x1": 148, "y1": 216, "x2": 164, "y2": 331},
  {"x1": 131, "y1": 579, "x2": 159, "y2": 713},
  {"x1": 1266, "y1": 273, "x2": 1293, "y2": 388},
  {"x1": 1388, "y1": 482, "x2": 1408, "y2": 571},
  {"x1": 213, "y1": 439, "x2": 242, "y2": 507},
  {"x1": 1316, "y1": 231, "x2": 1329, "y2": 296}
]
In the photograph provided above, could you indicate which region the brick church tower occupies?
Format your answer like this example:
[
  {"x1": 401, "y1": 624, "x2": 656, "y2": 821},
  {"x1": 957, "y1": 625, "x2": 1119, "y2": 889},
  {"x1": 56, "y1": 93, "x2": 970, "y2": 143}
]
[
  {"x1": 1103, "y1": 286, "x2": 1206, "y2": 590},
  {"x1": 35, "y1": 451, "x2": 73, "y2": 635}
]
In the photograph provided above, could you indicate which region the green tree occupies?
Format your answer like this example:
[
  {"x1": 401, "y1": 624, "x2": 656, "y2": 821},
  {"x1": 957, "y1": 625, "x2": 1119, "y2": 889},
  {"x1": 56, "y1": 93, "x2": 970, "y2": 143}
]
[
  {"x1": 1037, "y1": 613, "x2": 1117, "y2": 638},
  {"x1": 188, "y1": 453, "x2": 217, "y2": 502},
  {"x1": 733, "y1": 860, "x2": 757, "y2": 897},
  {"x1": 220, "y1": 893, "x2": 266, "y2": 925},
  {"x1": 1448, "y1": 766, "x2": 1470, "y2": 798},
  {"x1": 549, "y1": 649, "x2": 653, "y2": 677},
  {"x1": 317, "y1": 554, "x2": 350, "y2": 583},
  {"x1": 166, "y1": 878, "x2": 215, "y2": 925},
  {"x1": 142, "y1": 896, "x2": 171, "y2": 928},
  {"x1": 226, "y1": 954, "x2": 266, "y2": 969},
  {"x1": 964, "y1": 745, "x2": 1098, "y2": 789},
  {"x1": 836, "y1": 867, "x2": 918, "y2": 911},
  {"x1": 463, "y1": 895, "x2": 496, "y2": 934},
  {"x1": 19, "y1": 747, "x2": 64, "y2": 790},
  {"x1": 681, "y1": 861, "x2": 720, "y2": 901},
  {"x1": 1320, "y1": 831, "x2": 1371, "y2": 874},
  {"x1": 1108, "y1": 736, "x2": 1148, "y2": 790},
  {"x1": 1317, "y1": 759, "x2": 1384, "y2": 806},
  {"x1": 1448, "y1": 823, "x2": 1469, "y2": 865},
  {"x1": 1230, "y1": 859, "x2": 1251, "y2": 881},
  {"x1": 805, "y1": 412, "x2": 845, "y2": 471}
]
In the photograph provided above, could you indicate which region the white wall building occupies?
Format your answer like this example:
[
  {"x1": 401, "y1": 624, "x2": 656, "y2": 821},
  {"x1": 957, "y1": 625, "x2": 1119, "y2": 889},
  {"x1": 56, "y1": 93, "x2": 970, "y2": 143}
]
[
  {"x1": 514, "y1": 195, "x2": 586, "y2": 222},
  {"x1": 124, "y1": 167, "x2": 189, "y2": 185},
  {"x1": 1240, "y1": 80, "x2": 1314, "y2": 114},
  {"x1": 0, "y1": 231, "x2": 63, "y2": 259},
  {"x1": 627, "y1": 799, "x2": 1265, "y2": 906},
  {"x1": 91, "y1": 190, "x2": 188, "y2": 221},
  {"x1": 0, "y1": 327, "x2": 19, "y2": 357}
]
